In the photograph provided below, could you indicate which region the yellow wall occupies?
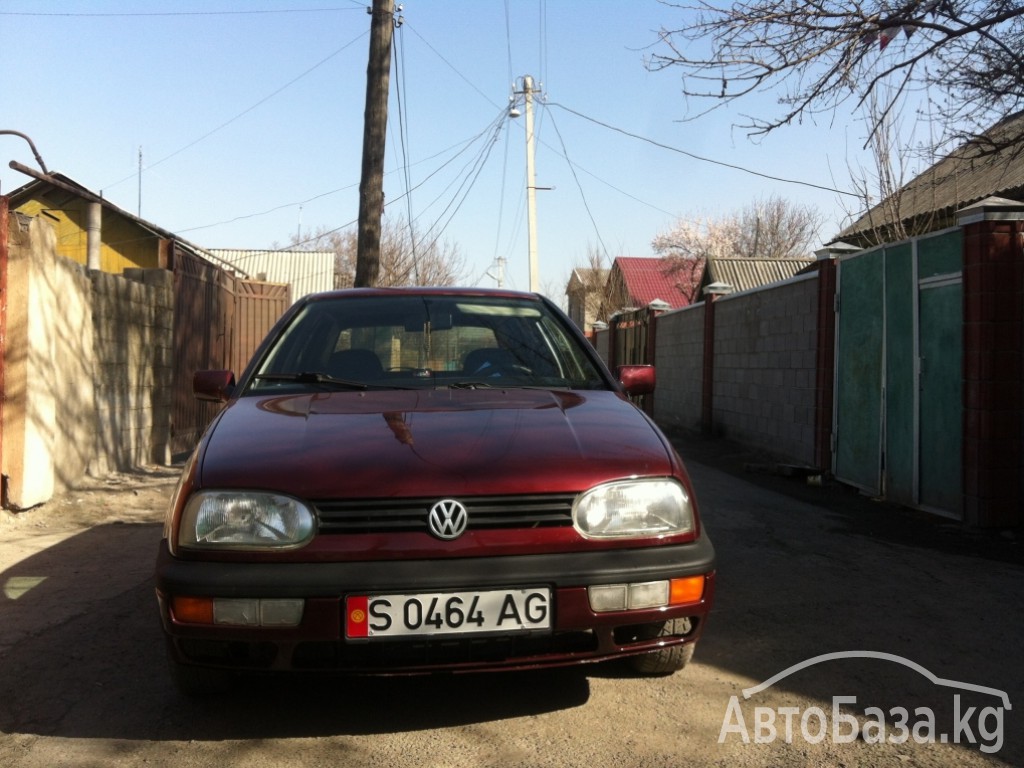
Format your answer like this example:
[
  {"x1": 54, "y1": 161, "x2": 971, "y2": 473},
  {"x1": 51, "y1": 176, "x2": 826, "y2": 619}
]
[{"x1": 14, "y1": 194, "x2": 163, "y2": 273}]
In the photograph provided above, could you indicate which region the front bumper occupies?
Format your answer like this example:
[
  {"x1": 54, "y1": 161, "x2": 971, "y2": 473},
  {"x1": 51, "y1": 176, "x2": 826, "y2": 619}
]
[{"x1": 156, "y1": 535, "x2": 716, "y2": 674}]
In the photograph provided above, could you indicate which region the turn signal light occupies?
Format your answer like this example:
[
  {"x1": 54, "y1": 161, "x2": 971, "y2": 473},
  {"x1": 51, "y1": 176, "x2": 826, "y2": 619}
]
[
  {"x1": 171, "y1": 596, "x2": 215, "y2": 624},
  {"x1": 170, "y1": 596, "x2": 304, "y2": 627},
  {"x1": 669, "y1": 576, "x2": 705, "y2": 605}
]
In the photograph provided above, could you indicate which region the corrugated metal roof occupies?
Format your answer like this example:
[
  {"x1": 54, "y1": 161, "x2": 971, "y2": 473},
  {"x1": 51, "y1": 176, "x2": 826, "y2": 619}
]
[
  {"x1": 705, "y1": 257, "x2": 815, "y2": 293},
  {"x1": 615, "y1": 257, "x2": 695, "y2": 308},
  {"x1": 840, "y1": 112, "x2": 1024, "y2": 240},
  {"x1": 208, "y1": 249, "x2": 335, "y2": 302}
]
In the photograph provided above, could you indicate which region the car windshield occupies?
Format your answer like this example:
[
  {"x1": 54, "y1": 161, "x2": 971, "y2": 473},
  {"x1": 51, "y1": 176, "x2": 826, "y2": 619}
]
[{"x1": 244, "y1": 294, "x2": 608, "y2": 393}]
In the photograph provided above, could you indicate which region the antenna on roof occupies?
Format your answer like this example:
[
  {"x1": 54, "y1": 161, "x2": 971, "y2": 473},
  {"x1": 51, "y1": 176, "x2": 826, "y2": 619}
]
[{"x1": 137, "y1": 146, "x2": 143, "y2": 217}]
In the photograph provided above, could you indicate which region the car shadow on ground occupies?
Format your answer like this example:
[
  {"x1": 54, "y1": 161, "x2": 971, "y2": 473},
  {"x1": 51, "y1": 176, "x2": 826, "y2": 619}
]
[
  {"x1": 0, "y1": 523, "x2": 591, "y2": 741},
  {"x1": 671, "y1": 435, "x2": 1024, "y2": 765}
]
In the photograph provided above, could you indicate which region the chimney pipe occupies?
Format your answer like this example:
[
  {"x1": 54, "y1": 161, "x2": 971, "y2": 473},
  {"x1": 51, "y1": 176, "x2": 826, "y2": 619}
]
[{"x1": 87, "y1": 201, "x2": 101, "y2": 271}]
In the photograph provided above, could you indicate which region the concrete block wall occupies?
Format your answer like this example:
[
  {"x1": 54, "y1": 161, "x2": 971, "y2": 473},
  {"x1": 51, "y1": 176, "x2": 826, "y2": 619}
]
[
  {"x1": 91, "y1": 268, "x2": 174, "y2": 475},
  {"x1": 651, "y1": 304, "x2": 704, "y2": 432},
  {"x1": 593, "y1": 272, "x2": 821, "y2": 468},
  {"x1": 3, "y1": 216, "x2": 99, "y2": 504},
  {"x1": 52, "y1": 257, "x2": 98, "y2": 492},
  {"x1": 3, "y1": 212, "x2": 175, "y2": 508},
  {"x1": 3, "y1": 214, "x2": 62, "y2": 507},
  {"x1": 710, "y1": 274, "x2": 819, "y2": 465}
]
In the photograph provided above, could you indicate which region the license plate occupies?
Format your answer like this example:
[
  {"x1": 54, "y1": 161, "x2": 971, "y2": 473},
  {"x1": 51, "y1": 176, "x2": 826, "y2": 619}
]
[{"x1": 346, "y1": 588, "x2": 551, "y2": 639}]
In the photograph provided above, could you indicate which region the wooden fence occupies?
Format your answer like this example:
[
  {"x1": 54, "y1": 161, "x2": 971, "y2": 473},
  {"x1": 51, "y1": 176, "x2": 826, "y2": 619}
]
[{"x1": 170, "y1": 247, "x2": 290, "y2": 454}]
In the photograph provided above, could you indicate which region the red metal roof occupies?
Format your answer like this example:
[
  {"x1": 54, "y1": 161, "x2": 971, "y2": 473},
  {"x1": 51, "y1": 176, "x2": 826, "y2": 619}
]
[{"x1": 614, "y1": 257, "x2": 698, "y2": 309}]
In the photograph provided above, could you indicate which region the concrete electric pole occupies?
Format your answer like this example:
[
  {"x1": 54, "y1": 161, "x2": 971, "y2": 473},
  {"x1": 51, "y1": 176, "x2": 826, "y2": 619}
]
[
  {"x1": 522, "y1": 75, "x2": 540, "y2": 293},
  {"x1": 354, "y1": 0, "x2": 397, "y2": 288},
  {"x1": 511, "y1": 75, "x2": 542, "y2": 292}
]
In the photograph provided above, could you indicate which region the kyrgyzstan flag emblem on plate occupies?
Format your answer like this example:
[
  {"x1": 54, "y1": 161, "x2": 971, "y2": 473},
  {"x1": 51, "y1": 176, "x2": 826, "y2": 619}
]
[{"x1": 346, "y1": 596, "x2": 369, "y2": 638}]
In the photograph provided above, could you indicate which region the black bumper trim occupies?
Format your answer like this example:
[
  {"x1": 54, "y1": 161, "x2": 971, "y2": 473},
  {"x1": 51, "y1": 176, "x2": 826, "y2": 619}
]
[{"x1": 155, "y1": 535, "x2": 716, "y2": 597}]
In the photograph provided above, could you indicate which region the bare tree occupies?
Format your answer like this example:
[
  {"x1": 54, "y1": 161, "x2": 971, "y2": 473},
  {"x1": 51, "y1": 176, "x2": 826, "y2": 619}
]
[
  {"x1": 654, "y1": 195, "x2": 822, "y2": 263},
  {"x1": 290, "y1": 216, "x2": 465, "y2": 288},
  {"x1": 652, "y1": 196, "x2": 821, "y2": 299},
  {"x1": 733, "y1": 197, "x2": 823, "y2": 260},
  {"x1": 842, "y1": 91, "x2": 942, "y2": 245},
  {"x1": 566, "y1": 246, "x2": 613, "y2": 328},
  {"x1": 650, "y1": 1, "x2": 1024, "y2": 156},
  {"x1": 651, "y1": 217, "x2": 737, "y2": 303}
]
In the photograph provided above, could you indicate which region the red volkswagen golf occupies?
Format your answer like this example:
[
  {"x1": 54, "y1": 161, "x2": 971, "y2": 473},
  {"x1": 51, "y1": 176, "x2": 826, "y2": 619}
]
[{"x1": 156, "y1": 288, "x2": 715, "y2": 695}]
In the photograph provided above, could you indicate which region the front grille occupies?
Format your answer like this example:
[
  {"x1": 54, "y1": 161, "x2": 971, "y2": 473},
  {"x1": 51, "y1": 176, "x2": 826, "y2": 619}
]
[{"x1": 313, "y1": 494, "x2": 577, "y2": 535}]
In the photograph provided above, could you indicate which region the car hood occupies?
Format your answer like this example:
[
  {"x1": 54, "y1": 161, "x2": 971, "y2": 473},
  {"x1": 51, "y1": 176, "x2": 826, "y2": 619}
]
[{"x1": 197, "y1": 388, "x2": 676, "y2": 498}]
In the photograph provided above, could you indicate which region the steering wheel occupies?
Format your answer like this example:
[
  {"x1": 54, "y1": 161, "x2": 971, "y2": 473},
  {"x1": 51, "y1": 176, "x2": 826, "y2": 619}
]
[{"x1": 474, "y1": 362, "x2": 533, "y2": 378}]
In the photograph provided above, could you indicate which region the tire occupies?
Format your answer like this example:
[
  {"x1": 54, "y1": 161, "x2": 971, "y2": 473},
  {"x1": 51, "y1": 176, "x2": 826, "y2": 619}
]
[{"x1": 627, "y1": 619, "x2": 696, "y2": 676}]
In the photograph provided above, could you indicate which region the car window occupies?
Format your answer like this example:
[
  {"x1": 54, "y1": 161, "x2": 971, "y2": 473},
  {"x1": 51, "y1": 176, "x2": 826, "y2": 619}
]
[{"x1": 246, "y1": 295, "x2": 607, "y2": 393}]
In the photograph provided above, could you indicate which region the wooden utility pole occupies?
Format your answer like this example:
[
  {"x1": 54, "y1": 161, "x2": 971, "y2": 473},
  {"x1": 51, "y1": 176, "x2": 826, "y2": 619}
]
[{"x1": 354, "y1": 0, "x2": 395, "y2": 287}]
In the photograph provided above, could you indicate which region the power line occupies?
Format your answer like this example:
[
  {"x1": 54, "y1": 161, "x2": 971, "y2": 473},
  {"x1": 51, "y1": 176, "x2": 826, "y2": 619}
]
[
  {"x1": 491, "y1": 98, "x2": 514, "y2": 275},
  {"x1": 174, "y1": 182, "x2": 359, "y2": 235},
  {"x1": 503, "y1": 1, "x2": 514, "y2": 90},
  {"x1": 404, "y1": 22, "x2": 502, "y2": 110},
  {"x1": 393, "y1": 20, "x2": 420, "y2": 282},
  {"x1": 198, "y1": 108, "x2": 507, "y2": 251},
  {"x1": 529, "y1": 117, "x2": 677, "y2": 218},
  {"x1": 1, "y1": 7, "x2": 364, "y2": 17},
  {"x1": 101, "y1": 30, "x2": 367, "y2": 192},
  {"x1": 412, "y1": 110, "x2": 510, "y2": 256},
  {"x1": 178, "y1": 116, "x2": 507, "y2": 239},
  {"x1": 497, "y1": 97, "x2": 694, "y2": 220},
  {"x1": 545, "y1": 107, "x2": 610, "y2": 260},
  {"x1": 399, "y1": 107, "x2": 511, "y2": 233},
  {"x1": 547, "y1": 102, "x2": 861, "y2": 198},
  {"x1": 538, "y1": 0, "x2": 548, "y2": 89}
]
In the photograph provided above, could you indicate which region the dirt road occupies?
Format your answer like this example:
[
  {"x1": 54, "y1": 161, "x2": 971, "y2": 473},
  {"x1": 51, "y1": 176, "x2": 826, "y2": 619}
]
[{"x1": 0, "y1": 440, "x2": 1020, "y2": 767}]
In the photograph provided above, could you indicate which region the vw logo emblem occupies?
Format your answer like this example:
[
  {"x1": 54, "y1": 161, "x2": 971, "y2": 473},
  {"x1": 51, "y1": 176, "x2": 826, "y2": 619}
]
[{"x1": 428, "y1": 499, "x2": 468, "y2": 540}]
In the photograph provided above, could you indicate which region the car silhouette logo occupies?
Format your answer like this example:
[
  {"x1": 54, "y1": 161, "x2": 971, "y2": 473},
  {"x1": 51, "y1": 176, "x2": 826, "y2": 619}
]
[
  {"x1": 428, "y1": 499, "x2": 468, "y2": 540},
  {"x1": 743, "y1": 651, "x2": 1011, "y2": 706}
]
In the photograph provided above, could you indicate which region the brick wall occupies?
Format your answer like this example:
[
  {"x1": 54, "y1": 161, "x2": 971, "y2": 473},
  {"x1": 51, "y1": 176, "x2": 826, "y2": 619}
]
[{"x1": 960, "y1": 215, "x2": 1024, "y2": 527}]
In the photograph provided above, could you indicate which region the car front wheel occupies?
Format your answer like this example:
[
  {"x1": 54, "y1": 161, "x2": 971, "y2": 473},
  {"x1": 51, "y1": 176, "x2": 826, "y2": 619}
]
[{"x1": 627, "y1": 618, "x2": 696, "y2": 676}]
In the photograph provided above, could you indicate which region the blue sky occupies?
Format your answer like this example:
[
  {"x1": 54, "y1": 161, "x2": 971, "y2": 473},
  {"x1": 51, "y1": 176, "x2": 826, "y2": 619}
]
[{"x1": 0, "y1": 1, "x2": 872, "y2": 298}]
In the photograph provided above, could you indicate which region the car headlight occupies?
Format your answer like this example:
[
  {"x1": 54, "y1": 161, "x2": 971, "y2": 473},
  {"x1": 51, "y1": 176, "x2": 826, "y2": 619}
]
[
  {"x1": 178, "y1": 491, "x2": 315, "y2": 550},
  {"x1": 573, "y1": 479, "x2": 694, "y2": 539}
]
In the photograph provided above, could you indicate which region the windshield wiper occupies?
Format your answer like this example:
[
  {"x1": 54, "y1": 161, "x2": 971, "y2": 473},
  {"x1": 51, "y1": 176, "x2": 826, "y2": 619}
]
[
  {"x1": 446, "y1": 381, "x2": 578, "y2": 391},
  {"x1": 252, "y1": 372, "x2": 368, "y2": 390}
]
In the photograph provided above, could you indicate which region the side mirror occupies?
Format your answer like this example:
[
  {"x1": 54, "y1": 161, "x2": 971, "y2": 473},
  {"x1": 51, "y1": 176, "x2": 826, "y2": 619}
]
[
  {"x1": 616, "y1": 365, "x2": 655, "y2": 397},
  {"x1": 193, "y1": 370, "x2": 235, "y2": 402}
]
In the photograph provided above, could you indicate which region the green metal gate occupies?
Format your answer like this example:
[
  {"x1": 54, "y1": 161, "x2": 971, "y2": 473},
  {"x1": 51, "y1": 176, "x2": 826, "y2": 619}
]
[
  {"x1": 834, "y1": 249, "x2": 884, "y2": 496},
  {"x1": 833, "y1": 230, "x2": 963, "y2": 517}
]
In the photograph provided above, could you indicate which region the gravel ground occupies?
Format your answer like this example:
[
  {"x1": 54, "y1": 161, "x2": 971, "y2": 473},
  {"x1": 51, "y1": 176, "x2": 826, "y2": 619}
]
[{"x1": 0, "y1": 438, "x2": 1020, "y2": 768}]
